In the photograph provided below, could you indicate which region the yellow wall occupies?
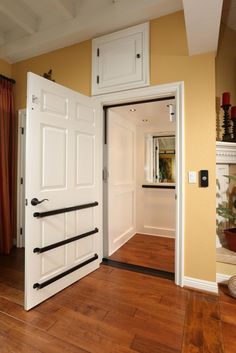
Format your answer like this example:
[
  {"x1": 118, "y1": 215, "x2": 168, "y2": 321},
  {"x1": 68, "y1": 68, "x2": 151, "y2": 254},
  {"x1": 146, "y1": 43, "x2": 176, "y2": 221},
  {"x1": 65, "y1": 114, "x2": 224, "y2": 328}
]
[
  {"x1": 216, "y1": 24, "x2": 236, "y2": 139},
  {"x1": 12, "y1": 40, "x2": 91, "y2": 111},
  {"x1": 216, "y1": 24, "x2": 236, "y2": 103},
  {"x1": 151, "y1": 13, "x2": 216, "y2": 281},
  {"x1": 12, "y1": 11, "x2": 217, "y2": 282},
  {"x1": 0, "y1": 58, "x2": 12, "y2": 78}
]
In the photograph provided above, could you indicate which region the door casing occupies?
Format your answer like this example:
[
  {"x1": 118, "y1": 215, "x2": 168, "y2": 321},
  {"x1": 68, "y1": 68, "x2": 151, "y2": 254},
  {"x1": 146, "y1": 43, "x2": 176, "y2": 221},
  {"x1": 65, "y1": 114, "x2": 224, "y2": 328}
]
[
  {"x1": 17, "y1": 109, "x2": 26, "y2": 248},
  {"x1": 96, "y1": 82, "x2": 185, "y2": 287}
]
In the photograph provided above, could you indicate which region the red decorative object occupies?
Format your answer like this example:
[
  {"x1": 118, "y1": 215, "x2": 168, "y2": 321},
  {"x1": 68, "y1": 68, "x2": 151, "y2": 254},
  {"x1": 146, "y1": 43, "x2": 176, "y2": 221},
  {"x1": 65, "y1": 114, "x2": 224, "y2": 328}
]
[
  {"x1": 231, "y1": 106, "x2": 236, "y2": 118},
  {"x1": 222, "y1": 92, "x2": 230, "y2": 105}
]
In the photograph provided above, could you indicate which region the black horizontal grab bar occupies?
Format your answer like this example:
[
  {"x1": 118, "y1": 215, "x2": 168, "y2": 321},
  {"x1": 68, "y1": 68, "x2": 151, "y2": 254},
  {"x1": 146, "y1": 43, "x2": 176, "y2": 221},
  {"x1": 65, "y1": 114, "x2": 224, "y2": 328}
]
[
  {"x1": 33, "y1": 253, "x2": 98, "y2": 290},
  {"x1": 33, "y1": 228, "x2": 99, "y2": 254},
  {"x1": 142, "y1": 184, "x2": 175, "y2": 189},
  {"x1": 33, "y1": 201, "x2": 98, "y2": 218}
]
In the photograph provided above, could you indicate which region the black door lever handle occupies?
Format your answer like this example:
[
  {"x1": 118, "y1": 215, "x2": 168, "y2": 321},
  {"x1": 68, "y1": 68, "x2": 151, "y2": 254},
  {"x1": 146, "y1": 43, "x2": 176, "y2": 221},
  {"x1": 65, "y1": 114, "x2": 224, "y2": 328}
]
[{"x1": 31, "y1": 198, "x2": 49, "y2": 206}]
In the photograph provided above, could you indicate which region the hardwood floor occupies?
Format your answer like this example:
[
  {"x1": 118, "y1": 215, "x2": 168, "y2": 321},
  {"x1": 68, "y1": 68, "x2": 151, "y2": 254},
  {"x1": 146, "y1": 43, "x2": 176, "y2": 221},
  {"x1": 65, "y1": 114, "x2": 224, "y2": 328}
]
[
  {"x1": 182, "y1": 290, "x2": 224, "y2": 353},
  {"x1": 218, "y1": 283, "x2": 236, "y2": 353},
  {"x1": 109, "y1": 234, "x2": 175, "y2": 273},
  {"x1": 0, "y1": 264, "x2": 235, "y2": 353},
  {"x1": 0, "y1": 247, "x2": 24, "y2": 305}
]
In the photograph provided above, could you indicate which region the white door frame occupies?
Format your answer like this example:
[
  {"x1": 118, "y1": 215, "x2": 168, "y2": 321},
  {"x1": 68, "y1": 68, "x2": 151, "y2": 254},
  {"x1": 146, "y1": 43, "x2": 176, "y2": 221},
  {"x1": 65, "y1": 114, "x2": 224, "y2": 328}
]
[
  {"x1": 17, "y1": 109, "x2": 26, "y2": 248},
  {"x1": 96, "y1": 81, "x2": 185, "y2": 287}
]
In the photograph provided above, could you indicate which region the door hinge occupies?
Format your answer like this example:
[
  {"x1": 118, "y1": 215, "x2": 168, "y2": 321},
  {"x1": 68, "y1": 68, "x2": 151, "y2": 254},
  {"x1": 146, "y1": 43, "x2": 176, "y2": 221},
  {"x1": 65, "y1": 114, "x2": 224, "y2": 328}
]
[
  {"x1": 25, "y1": 198, "x2": 28, "y2": 206},
  {"x1": 97, "y1": 48, "x2": 100, "y2": 57},
  {"x1": 103, "y1": 168, "x2": 109, "y2": 182},
  {"x1": 96, "y1": 76, "x2": 100, "y2": 84},
  {"x1": 20, "y1": 177, "x2": 23, "y2": 185},
  {"x1": 20, "y1": 227, "x2": 23, "y2": 235},
  {"x1": 32, "y1": 95, "x2": 39, "y2": 104},
  {"x1": 21, "y1": 127, "x2": 24, "y2": 134}
]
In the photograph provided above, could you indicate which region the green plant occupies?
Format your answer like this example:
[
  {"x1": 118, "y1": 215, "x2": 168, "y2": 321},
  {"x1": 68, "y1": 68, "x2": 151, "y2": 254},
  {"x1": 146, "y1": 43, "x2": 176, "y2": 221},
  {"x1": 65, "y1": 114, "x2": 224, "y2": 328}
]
[{"x1": 217, "y1": 175, "x2": 236, "y2": 227}]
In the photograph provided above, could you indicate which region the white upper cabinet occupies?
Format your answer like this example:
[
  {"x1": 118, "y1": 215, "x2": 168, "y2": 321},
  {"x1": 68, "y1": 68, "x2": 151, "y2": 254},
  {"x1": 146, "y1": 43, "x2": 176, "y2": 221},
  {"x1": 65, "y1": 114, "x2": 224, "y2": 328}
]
[{"x1": 92, "y1": 22, "x2": 150, "y2": 95}]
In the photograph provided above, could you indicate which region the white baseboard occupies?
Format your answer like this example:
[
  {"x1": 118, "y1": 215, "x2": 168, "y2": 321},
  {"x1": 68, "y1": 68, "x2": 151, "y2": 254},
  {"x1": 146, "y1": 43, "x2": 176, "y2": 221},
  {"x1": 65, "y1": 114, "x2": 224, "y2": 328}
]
[
  {"x1": 137, "y1": 232, "x2": 174, "y2": 239},
  {"x1": 109, "y1": 230, "x2": 135, "y2": 256},
  {"x1": 216, "y1": 273, "x2": 231, "y2": 283},
  {"x1": 143, "y1": 225, "x2": 175, "y2": 237},
  {"x1": 184, "y1": 276, "x2": 218, "y2": 294}
]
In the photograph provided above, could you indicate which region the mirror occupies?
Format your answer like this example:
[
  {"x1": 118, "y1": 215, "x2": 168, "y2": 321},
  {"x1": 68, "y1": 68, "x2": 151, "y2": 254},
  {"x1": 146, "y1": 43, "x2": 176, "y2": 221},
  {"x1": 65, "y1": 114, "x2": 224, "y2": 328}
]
[{"x1": 144, "y1": 135, "x2": 175, "y2": 184}]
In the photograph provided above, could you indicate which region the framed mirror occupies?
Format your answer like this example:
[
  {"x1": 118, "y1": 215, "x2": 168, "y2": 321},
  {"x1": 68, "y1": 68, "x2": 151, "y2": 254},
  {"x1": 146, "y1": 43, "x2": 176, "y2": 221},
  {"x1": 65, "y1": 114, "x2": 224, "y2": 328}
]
[{"x1": 144, "y1": 135, "x2": 175, "y2": 185}]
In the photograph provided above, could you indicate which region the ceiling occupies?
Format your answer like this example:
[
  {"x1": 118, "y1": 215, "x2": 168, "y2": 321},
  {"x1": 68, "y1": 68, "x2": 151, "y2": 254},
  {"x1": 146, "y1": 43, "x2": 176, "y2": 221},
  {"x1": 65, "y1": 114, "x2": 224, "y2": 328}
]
[
  {"x1": 0, "y1": 0, "x2": 183, "y2": 63},
  {"x1": 0, "y1": 0, "x2": 230, "y2": 64},
  {"x1": 110, "y1": 99, "x2": 176, "y2": 132}
]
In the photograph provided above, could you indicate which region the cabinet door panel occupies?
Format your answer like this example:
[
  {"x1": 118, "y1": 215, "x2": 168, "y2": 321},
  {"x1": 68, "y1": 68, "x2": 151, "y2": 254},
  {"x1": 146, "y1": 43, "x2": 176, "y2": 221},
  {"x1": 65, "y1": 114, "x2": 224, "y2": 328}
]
[{"x1": 92, "y1": 22, "x2": 149, "y2": 95}]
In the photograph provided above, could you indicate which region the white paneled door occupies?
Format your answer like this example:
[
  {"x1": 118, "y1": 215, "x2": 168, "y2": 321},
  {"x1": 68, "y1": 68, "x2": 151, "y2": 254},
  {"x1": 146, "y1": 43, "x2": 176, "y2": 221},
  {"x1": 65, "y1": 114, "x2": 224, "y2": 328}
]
[
  {"x1": 107, "y1": 110, "x2": 136, "y2": 255},
  {"x1": 25, "y1": 73, "x2": 102, "y2": 310}
]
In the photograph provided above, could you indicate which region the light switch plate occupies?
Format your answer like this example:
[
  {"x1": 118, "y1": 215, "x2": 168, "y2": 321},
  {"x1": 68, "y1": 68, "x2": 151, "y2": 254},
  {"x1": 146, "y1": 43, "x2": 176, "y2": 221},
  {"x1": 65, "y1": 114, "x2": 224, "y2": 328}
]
[{"x1": 188, "y1": 171, "x2": 197, "y2": 183}]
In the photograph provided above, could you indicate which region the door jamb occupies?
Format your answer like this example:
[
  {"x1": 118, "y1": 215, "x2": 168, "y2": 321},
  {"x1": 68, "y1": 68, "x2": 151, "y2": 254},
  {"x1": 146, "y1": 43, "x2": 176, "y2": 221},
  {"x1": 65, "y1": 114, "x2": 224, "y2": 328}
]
[
  {"x1": 95, "y1": 82, "x2": 185, "y2": 287},
  {"x1": 17, "y1": 109, "x2": 26, "y2": 248}
]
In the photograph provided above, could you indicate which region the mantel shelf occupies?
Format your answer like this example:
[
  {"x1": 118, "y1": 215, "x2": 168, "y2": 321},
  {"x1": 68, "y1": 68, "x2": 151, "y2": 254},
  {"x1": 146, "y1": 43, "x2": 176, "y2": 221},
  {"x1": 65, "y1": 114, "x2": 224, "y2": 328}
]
[{"x1": 216, "y1": 141, "x2": 236, "y2": 164}]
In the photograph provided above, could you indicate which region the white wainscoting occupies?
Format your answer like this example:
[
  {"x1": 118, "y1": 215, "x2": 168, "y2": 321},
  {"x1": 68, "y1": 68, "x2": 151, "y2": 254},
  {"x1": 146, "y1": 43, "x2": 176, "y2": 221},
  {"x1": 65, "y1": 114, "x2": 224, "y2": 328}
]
[{"x1": 107, "y1": 109, "x2": 136, "y2": 256}]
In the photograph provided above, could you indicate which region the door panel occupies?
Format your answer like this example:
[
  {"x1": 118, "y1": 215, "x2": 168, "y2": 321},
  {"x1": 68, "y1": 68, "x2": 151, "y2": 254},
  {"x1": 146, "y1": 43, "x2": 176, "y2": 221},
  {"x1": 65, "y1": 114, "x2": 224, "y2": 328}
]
[
  {"x1": 41, "y1": 125, "x2": 67, "y2": 189},
  {"x1": 25, "y1": 73, "x2": 102, "y2": 310},
  {"x1": 107, "y1": 109, "x2": 136, "y2": 255},
  {"x1": 92, "y1": 22, "x2": 149, "y2": 95},
  {"x1": 76, "y1": 133, "x2": 95, "y2": 186}
]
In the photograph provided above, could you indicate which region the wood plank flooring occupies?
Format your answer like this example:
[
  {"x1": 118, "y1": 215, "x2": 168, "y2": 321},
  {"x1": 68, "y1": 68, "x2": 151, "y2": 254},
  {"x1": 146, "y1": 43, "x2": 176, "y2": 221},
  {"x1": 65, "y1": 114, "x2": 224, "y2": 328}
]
[
  {"x1": 0, "y1": 247, "x2": 24, "y2": 305},
  {"x1": 0, "y1": 262, "x2": 235, "y2": 353},
  {"x1": 182, "y1": 290, "x2": 224, "y2": 353},
  {"x1": 218, "y1": 283, "x2": 236, "y2": 353},
  {"x1": 0, "y1": 248, "x2": 235, "y2": 353},
  {"x1": 109, "y1": 234, "x2": 175, "y2": 273}
]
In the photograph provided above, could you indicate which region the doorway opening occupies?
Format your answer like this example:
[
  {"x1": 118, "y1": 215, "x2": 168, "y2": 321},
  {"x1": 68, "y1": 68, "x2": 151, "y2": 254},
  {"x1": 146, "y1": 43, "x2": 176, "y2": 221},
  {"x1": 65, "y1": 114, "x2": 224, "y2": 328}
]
[
  {"x1": 99, "y1": 82, "x2": 184, "y2": 286},
  {"x1": 0, "y1": 104, "x2": 25, "y2": 306},
  {"x1": 0, "y1": 74, "x2": 184, "y2": 310},
  {"x1": 103, "y1": 97, "x2": 176, "y2": 279}
]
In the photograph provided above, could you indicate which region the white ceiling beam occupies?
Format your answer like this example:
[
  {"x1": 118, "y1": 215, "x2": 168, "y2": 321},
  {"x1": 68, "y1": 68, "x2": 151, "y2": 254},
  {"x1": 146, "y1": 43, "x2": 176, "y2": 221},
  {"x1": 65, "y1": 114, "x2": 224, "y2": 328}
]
[
  {"x1": 50, "y1": 0, "x2": 76, "y2": 20},
  {"x1": 0, "y1": 0, "x2": 183, "y2": 63},
  {"x1": 0, "y1": 0, "x2": 37, "y2": 35},
  {"x1": 183, "y1": 0, "x2": 223, "y2": 55}
]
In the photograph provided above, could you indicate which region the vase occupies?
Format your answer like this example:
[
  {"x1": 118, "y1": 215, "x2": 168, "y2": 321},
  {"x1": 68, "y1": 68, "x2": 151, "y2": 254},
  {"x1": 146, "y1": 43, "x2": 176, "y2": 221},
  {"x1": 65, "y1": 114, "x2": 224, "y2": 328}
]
[{"x1": 224, "y1": 228, "x2": 236, "y2": 252}]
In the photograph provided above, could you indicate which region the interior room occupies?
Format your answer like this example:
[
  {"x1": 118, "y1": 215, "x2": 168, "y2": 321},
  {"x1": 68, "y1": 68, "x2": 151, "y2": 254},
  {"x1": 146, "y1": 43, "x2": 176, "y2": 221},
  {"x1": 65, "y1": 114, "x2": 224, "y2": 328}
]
[{"x1": 103, "y1": 98, "x2": 176, "y2": 275}]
